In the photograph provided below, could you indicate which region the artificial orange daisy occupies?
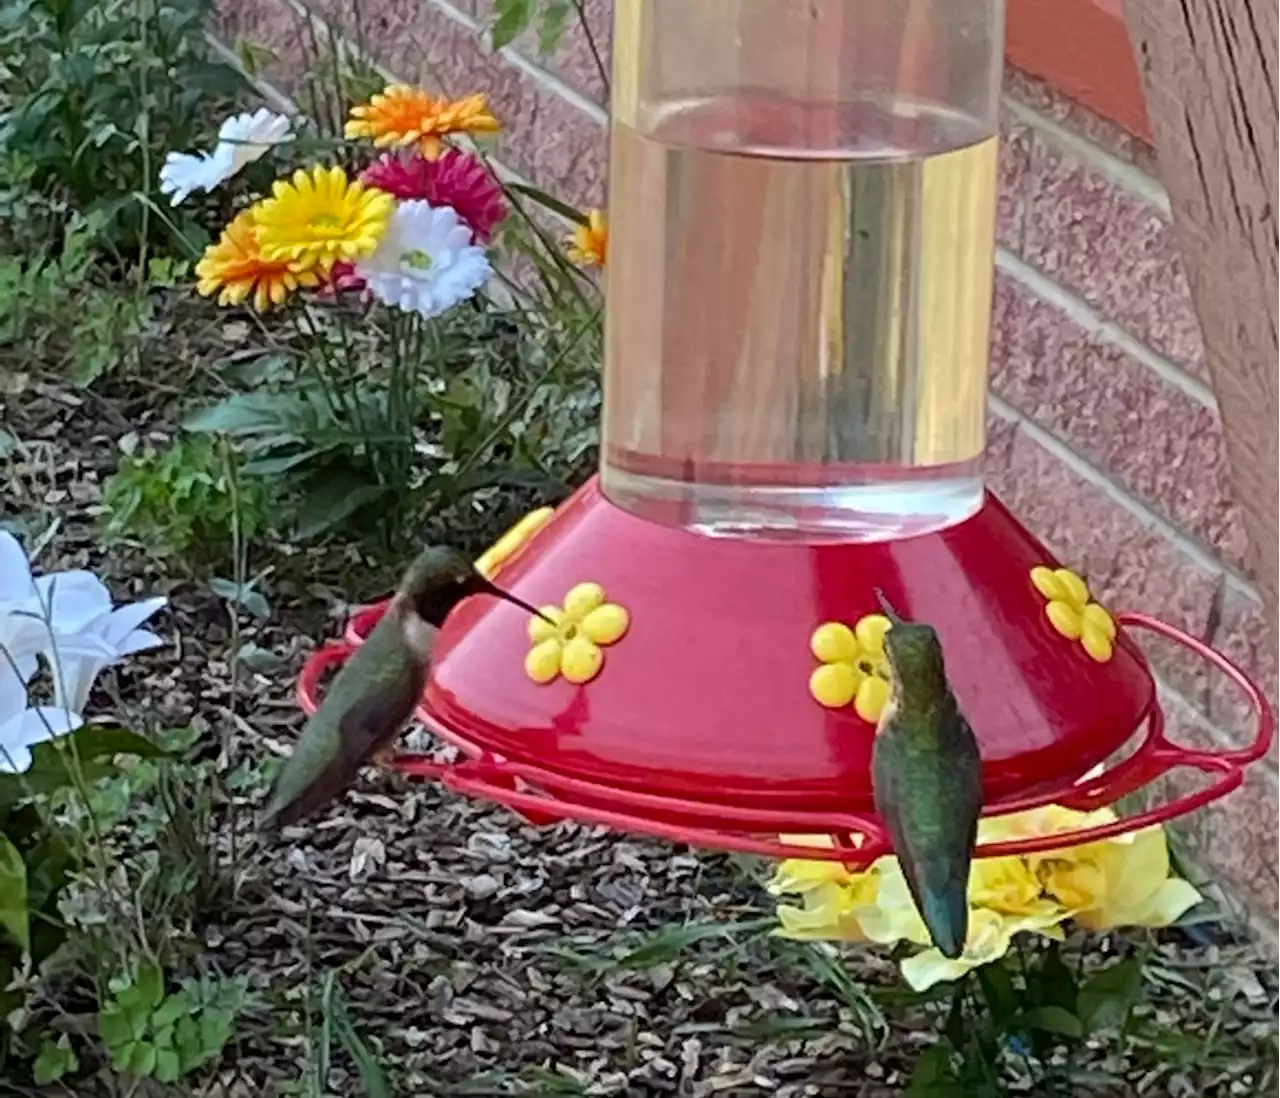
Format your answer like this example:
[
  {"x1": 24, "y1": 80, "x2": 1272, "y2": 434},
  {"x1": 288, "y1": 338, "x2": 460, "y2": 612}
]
[
  {"x1": 566, "y1": 209, "x2": 607, "y2": 268},
  {"x1": 252, "y1": 165, "x2": 395, "y2": 275},
  {"x1": 345, "y1": 86, "x2": 501, "y2": 159},
  {"x1": 195, "y1": 209, "x2": 320, "y2": 311}
]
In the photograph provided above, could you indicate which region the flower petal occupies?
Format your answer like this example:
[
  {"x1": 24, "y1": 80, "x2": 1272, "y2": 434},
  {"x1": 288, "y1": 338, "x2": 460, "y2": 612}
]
[
  {"x1": 900, "y1": 948, "x2": 975, "y2": 991},
  {"x1": 1045, "y1": 600, "x2": 1082, "y2": 639},
  {"x1": 580, "y1": 604, "x2": 628, "y2": 646},
  {"x1": 527, "y1": 606, "x2": 565, "y2": 644},
  {"x1": 1030, "y1": 565, "x2": 1064, "y2": 601},
  {"x1": 854, "y1": 614, "x2": 893, "y2": 655},
  {"x1": 92, "y1": 597, "x2": 168, "y2": 647},
  {"x1": 525, "y1": 638, "x2": 563, "y2": 684},
  {"x1": 1081, "y1": 601, "x2": 1117, "y2": 640},
  {"x1": 0, "y1": 532, "x2": 34, "y2": 602},
  {"x1": 561, "y1": 636, "x2": 603, "y2": 685},
  {"x1": 563, "y1": 582, "x2": 606, "y2": 621},
  {"x1": 810, "y1": 622, "x2": 857, "y2": 664},
  {"x1": 809, "y1": 662, "x2": 857, "y2": 709},
  {"x1": 1053, "y1": 568, "x2": 1090, "y2": 609},
  {"x1": 854, "y1": 675, "x2": 891, "y2": 723},
  {"x1": 32, "y1": 571, "x2": 112, "y2": 632},
  {"x1": 1080, "y1": 624, "x2": 1114, "y2": 663}
]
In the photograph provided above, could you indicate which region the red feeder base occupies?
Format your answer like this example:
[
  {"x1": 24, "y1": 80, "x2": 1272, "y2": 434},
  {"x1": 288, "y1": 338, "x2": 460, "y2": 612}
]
[{"x1": 296, "y1": 479, "x2": 1273, "y2": 866}]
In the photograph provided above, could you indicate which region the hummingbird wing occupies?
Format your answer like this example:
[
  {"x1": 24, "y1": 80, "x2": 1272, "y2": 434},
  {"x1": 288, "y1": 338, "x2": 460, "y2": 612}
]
[
  {"x1": 260, "y1": 614, "x2": 431, "y2": 829},
  {"x1": 872, "y1": 706, "x2": 982, "y2": 960}
]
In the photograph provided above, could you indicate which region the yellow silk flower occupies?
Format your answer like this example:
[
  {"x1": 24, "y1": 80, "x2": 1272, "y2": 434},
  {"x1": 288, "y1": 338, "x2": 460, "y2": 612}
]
[{"x1": 770, "y1": 804, "x2": 1201, "y2": 992}]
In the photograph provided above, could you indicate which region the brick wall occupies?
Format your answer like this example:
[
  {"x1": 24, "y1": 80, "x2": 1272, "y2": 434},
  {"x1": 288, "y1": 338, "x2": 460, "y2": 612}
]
[{"x1": 213, "y1": 0, "x2": 1279, "y2": 938}]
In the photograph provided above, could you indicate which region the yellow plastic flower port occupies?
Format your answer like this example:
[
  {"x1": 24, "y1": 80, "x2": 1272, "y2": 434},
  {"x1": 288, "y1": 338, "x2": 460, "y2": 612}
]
[
  {"x1": 525, "y1": 582, "x2": 629, "y2": 686},
  {"x1": 474, "y1": 508, "x2": 554, "y2": 579},
  {"x1": 1030, "y1": 566, "x2": 1117, "y2": 663},
  {"x1": 808, "y1": 614, "x2": 894, "y2": 722}
]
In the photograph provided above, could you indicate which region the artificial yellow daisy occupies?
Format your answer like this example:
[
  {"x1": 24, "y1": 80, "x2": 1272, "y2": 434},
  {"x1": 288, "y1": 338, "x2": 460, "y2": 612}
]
[
  {"x1": 195, "y1": 210, "x2": 321, "y2": 311},
  {"x1": 566, "y1": 209, "x2": 607, "y2": 267},
  {"x1": 345, "y1": 86, "x2": 501, "y2": 158},
  {"x1": 252, "y1": 165, "x2": 394, "y2": 275}
]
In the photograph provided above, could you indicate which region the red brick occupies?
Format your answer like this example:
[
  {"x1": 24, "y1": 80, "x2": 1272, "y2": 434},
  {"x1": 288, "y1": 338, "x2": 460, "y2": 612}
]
[
  {"x1": 988, "y1": 426, "x2": 1221, "y2": 702},
  {"x1": 1023, "y1": 132, "x2": 1208, "y2": 382},
  {"x1": 991, "y1": 271, "x2": 1248, "y2": 570}
]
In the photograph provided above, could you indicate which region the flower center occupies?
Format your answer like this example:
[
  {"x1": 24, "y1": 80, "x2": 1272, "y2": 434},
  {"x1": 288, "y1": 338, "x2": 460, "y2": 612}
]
[
  {"x1": 561, "y1": 623, "x2": 579, "y2": 641},
  {"x1": 400, "y1": 248, "x2": 434, "y2": 271},
  {"x1": 309, "y1": 212, "x2": 342, "y2": 231}
]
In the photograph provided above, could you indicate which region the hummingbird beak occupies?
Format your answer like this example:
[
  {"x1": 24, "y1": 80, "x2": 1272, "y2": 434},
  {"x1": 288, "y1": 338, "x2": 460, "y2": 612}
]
[
  {"x1": 875, "y1": 588, "x2": 905, "y2": 624},
  {"x1": 466, "y1": 571, "x2": 556, "y2": 624}
]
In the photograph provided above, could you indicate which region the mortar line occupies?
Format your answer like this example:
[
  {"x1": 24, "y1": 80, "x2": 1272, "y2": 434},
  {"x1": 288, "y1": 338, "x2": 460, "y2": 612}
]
[
  {"x1": 989, "y1": 393, "x2": 1260, "y2": 596},
  {"x1": 995, "y1": 249, "x2": 1218, "y2": 409},
  {"x1": 423, "y1": 0, "x2": 609, "y2": 127},
  {"x1": 1001, "y1": 93, "x2": 1172, "y2": 213}
]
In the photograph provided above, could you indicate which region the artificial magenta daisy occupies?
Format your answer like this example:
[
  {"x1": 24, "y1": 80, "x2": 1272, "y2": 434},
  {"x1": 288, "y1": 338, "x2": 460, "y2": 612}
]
[
  {"x1": 360, "y1": 149, "x2": 507, "y2": 241},
  {"x1": 195, "y1": 210, "x2": 321, "y2": 311},
  {"x1": 345, "y1": 86, "x2": 500, "y2": 158},
  {"x1": 567, "y1": 209, "x2": 607, "y2": 267},
  {"x1": 252, "y1": 165, "x2": 394, "y2": 275}
]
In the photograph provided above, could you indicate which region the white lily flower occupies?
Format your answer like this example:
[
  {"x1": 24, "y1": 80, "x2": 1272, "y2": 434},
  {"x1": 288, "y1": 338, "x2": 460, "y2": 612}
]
[
  {"x1": 0, "y1": 531, "x2": 166, "y2": 711},
  {"x1": 354, "y1": 200, "x2": 491, "y2": 320},
  {"x1": 52, "y1": 597, "x2": 167, "y2": 713},
  {"x1": 159, "y1": 108, "x2": 293, "y2": 206},
  {"x1": 0, "y1": 662, "x2": 82, "y2": 775}
]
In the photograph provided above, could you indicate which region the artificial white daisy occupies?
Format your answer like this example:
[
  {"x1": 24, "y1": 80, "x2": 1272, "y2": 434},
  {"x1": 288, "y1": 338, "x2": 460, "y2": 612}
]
[
  {"x1": 159, "y1": 108, "x2": 294, "y2": 206},
  {"x1": 352, "y1": 199, "x2": 491, "y2": 319}
]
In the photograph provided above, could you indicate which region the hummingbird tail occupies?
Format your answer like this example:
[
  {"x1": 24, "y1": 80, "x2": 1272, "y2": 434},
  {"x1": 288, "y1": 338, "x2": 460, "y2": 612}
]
[{"x1": 920, "y1": 886, "x2": 969, "y2": 960}]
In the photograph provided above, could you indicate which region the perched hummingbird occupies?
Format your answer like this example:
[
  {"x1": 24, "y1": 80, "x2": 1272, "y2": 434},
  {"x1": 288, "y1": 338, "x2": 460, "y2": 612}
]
[
  {"x1": 260, "y1": 546, "x2": 548, "y2": 830},
  {"x1": 870, "y1": 591, "x2": 983, "y2": 960}
]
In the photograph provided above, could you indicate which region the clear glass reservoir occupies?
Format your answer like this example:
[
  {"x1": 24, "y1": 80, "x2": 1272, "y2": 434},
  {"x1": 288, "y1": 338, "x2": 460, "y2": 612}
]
[{"x1": 600, "y1": 0, "x2": 1005, "y2": 540}]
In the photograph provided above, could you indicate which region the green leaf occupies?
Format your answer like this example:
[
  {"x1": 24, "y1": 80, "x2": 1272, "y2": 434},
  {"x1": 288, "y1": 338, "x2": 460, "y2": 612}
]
[
  {"x1": 0, "y1": 726, "x2": 168, "y2": 807},
  {"x1": 0, "y1": 833, "x2": 29, "y2": 951},
  {"x1": 133, "y1": 964, "x2": 165, "y2": 1010},
  {"x1": 1018, "y1": 1005, "x2": 1084, "y2": 1039},
  {"x1": 33, "y1": 1035, "x2": 79, "y2": 1084},
  {"x1": 127, "y1": 1040, "x2": 158, "y2": 1077},
  {"x1": 98, "y1": 1007, "x2": 134, "y2": 1051},
  {"x1": 977, "y1": 961, "x2": 1018, "y2": 1026},
  {"x1": 328, "y1": 986, "x2": 392, "y2": 1098},
  {"x1": 490, "y1": 0, "x2": 534, "y2": 48},
  {"x1": 152, "y1": 991, "x2": 193, "y2": 1030},
  {"x1": 904, "y1": 1046, "x2": 966, "y2": 1097},
  {"x1": 537, "y1": 0, "x2": 572, "y2": 55},
  {"x1": 184, "y1": 392, "x2": 304, "y2": 437},
  {"x1": 294, "y1": 476, "x2": 387, "y2": 540},
  {"x1": 1035, "y1": 940, "x2": 1079, "y2": 1013},
  {"x1": 154, "y1": 1047, "x2": 182, "y2": 1083},
  {"x1": 1079, "y1": 956, "x2": 1144, "y2": 1034},
  {"x1": 208, "y1": 577, "x2": 271, "y2": 619},
  {"x1": 615, "y1": 918, "x2": 774, "y2": 969},
  {"x1": 506, "y1": 182, "x2": 590, "y2": 225}
]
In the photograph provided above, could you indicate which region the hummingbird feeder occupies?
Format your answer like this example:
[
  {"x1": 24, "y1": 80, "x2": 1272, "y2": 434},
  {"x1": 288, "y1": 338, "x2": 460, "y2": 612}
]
[{"x1": 299, "y1": 0, "x2": 1273, "y2": 867}]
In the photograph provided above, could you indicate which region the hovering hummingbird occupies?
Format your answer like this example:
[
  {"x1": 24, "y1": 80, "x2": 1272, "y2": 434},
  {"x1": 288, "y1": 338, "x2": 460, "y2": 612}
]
[
  {"x1": 260, "y1": 546, "x2": 549, "y2": 830},
  {"x1": 870, "y1": 591, "x2": 983, "y2": 959}
]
